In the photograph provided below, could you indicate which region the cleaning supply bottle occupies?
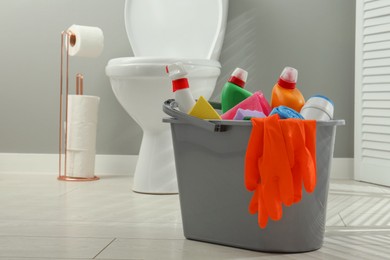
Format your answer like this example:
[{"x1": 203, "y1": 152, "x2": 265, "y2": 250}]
[
  {"x1": 221, "y1": 68, "x2": 252, "y2": 113},
  {"x1": 300, "y1": 95, "x2": 334, "y2": 121},
  {"x1": 271, "y1": 67, "x2": 305, "y2": 112},
  {"x1": 166, "y1": 62, "x2": 195, "y2": 113}
]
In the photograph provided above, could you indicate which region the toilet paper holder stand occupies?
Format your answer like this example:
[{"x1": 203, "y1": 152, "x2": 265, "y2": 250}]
[{"x1": 58, "y1": 29, "x2": 99, "y2": 182}]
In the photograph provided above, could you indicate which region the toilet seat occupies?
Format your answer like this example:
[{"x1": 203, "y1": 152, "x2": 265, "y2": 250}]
[
  {"x1": 106, "y1": 57, "x2": 221, "y2": 78},
  {"x1": 108, "y1": 57, "x2": 221, "y2": 67},
  {"x1": 124, "y1": 0, "x2": 227, "y2": 59}
]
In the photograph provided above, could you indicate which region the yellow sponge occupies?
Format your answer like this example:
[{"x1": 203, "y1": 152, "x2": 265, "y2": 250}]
[{"x1": 188, "y1": 96, "x2": 222, "y2": 120}]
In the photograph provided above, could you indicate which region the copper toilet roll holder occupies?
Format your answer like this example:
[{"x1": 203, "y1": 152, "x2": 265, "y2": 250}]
[{"x1": 58, "y1": 29, "x2": 99, "y2": 181}]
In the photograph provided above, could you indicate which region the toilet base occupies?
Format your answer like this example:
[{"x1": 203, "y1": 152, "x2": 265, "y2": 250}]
[{"x1": 133, "y1": 129, "x2": 178, "y2": 194}]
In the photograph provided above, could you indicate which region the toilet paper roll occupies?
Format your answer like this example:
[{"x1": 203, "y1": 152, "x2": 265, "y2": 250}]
[
  {"x1": 67, "y1": 24, "x2": 104, "y2": 57},
  {"x1": 67, "y1": 95, "x2": 100, "y2": 125},
  {"x1": 66, "y1": 149, "x2": 96, "y2": 178},
  {"x1": 67, "y1": 122, "x2": 97, "y2": 150},
  {"x1": 66, "y1": 95, "x2": 100, "y2": 178}
]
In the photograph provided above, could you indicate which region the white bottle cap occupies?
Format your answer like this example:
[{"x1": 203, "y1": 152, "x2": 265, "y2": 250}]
[
  {"x1": 229, "y1": 68, "x2": 248, "y2": 88},
  {"x1": 166, "y1": 62, "x2": 190, "y2": 92},
  {"x1": 280, "y1": 67, "x2": 298, "y2": 83},
  {"x1": 166, "y1": 62, "x2": 187, "y2": 80}
]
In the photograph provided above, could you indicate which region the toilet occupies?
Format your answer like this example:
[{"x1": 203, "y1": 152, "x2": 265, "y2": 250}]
[{"x1": 105, "y1": 0, "x2": 228, "y2": 194}]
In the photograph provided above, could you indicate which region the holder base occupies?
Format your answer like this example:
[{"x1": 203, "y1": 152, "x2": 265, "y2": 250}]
[{"x1": 58, "y1": 176, "x2": 99, "y2": 182}]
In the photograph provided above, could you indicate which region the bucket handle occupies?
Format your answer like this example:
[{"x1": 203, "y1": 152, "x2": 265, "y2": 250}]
[{"x1": 163, "y1": 99, "x2": 227, "y2": 132}]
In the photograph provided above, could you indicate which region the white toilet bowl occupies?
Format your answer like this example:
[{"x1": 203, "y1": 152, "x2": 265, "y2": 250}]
[
  {"x1": 106, "y1": 58, "x2": 221, "y2": 193},
  {"x1": 106, "y1": 0, "x2": 228, "y2": 194}
]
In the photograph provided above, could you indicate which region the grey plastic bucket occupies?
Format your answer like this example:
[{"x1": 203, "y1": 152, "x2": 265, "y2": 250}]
[{"x1": 163, "y1": 99, "x2": 345, "y2": 253}]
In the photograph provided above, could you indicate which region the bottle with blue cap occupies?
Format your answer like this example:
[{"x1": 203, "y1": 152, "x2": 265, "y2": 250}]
[{"x1": 300, "y1": 95, "x2": 334, "y2": 121}]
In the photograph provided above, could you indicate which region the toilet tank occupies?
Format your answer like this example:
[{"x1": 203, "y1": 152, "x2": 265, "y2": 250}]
[{"x1": 124, "y1": 0, "x2": 228, "y2": 60}]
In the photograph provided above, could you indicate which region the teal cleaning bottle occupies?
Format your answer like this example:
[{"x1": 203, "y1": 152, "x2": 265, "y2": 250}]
[{"x1": 221, "y1": 68, "x2": 252, "y2": 113}]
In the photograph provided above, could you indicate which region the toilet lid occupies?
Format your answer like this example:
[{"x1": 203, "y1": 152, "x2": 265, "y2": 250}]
[{"x1": 125, "y1": 0, "x2": 225, "y2": 59}]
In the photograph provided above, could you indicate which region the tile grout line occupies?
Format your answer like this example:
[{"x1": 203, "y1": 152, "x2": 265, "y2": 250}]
[
  {"x1": 339, "y1": 213, "x2": 348, "y2": 227},
  {"x1": 58, "y1": 187, "x2": 81, "y2": 197},
  {"x1": 93, "y1": 237, "x2": 117, "y2": 259}
]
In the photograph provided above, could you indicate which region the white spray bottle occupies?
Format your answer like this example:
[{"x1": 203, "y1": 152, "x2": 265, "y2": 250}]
[{"x1": 166, "y1": 62, "x2": 195, "y2": 113}]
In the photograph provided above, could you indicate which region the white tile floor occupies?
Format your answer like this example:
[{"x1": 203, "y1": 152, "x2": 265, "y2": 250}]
[{"x1": 1, "y1": 174, "x2": 390, "y2": 260}]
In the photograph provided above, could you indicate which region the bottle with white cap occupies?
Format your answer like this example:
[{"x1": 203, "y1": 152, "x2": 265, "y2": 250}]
[
  {"x1": 166, "y1": 62, "x2": 196, "y2": 113},
  {"x1": 221, "y1": 68, "x2": 253, "y2": 113},
  {"x1": 271, "y1": 66, "x2": 305, "y2": 113},
  {"x1": 300, "y1": 95, "x2": 334, "y2": 121}
]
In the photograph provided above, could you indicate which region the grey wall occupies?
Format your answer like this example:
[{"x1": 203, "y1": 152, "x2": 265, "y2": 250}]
[
  {"x1": 0, "y1": 0, "x2": 355, "y2": 158},
  {"x1": 0, "y1": 0, "x2": 142, "y2": 155}
]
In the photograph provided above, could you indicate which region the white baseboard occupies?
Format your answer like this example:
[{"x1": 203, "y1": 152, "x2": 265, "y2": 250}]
[
  {"x1": 330, "y1": 158, "x2": 354, "y2": 179},
  {"x1": 0, "y1": 153, "x2": 353, "y2": 179},
  {"x1": 0, "y1": 153, "x2": 138, "y2": 176}
]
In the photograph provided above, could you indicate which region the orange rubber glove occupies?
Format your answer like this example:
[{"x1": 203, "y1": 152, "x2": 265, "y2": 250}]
[
  {"x1": 249, "y1": 184, "x2": 269, "y2": 228},
  {"x1": 245, "y1": 115, "x2": 316, "y2": 229},
  {"x1": 280, "y1": 120, "x2": 316, "y2": 202},
  {"x1": 260, "y1": 114, "x2": 294, "y2": 221},
  {"x1": 246, "y1": 115, "x2": 295, "y2": 226},
  {"x1": 245, "y1": 118, "x2": 264, "y2": 191},
  {"x1": 245, "y1": 118, "x2": 269, "y2": 228},
  {"x1": 302, "y1": 121, "x2": 317, "y2": 192}
]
